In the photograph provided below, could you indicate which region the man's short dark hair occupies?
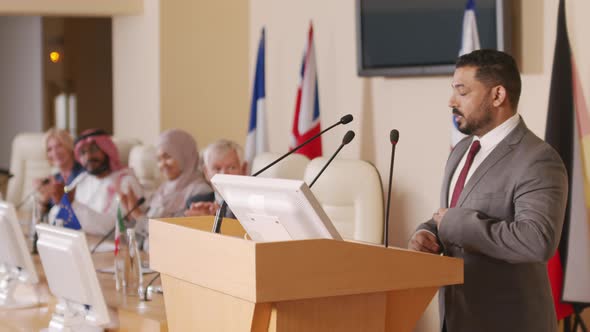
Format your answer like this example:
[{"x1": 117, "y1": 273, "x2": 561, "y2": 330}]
[{"x1": 456, "y1": 49, "x2": 521, "y2": 108}]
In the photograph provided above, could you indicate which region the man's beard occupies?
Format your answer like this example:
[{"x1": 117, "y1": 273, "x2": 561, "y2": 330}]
[
  {"x1": 86, "y1": 157, "x2": 110, "y2": 176},
  {"x1": 455, "y1": 99, "x2": 493, "y2": 136}
]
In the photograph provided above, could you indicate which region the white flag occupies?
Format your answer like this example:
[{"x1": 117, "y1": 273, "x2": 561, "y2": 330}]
[{"x1": 452, "y1": 0, "x2": 481, "y2": 148}]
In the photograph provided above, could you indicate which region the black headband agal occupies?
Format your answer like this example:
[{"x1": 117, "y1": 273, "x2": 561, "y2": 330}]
[{"x1": 74, "y1": 129, "x2": 109, "y2": 146}]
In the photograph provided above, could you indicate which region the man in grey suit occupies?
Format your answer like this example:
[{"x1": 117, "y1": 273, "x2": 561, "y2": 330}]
[{"x1": 409, "y1": 49, "x2": 568, "y2": 332}]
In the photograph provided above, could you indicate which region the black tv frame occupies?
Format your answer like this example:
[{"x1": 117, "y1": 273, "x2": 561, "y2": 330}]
[{"x1": 356, "y1": 0, "x2": 512, "y2": 77}]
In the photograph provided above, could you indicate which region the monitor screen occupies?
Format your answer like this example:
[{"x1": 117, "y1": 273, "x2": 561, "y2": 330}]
[
  {"x1": 211, "y1": 174, "x2": 342, "y2": 242},
  {"x1": 356, "y1": 0, "x2": 511, "y2": 76},
  {"x1": 0, "y1": 202, "x2": 38, "y2": 284},
  {"x1": 36, "y1": 224, "x2": 110, "y2": 327},
  {"x1": 0, "y1": 201, "x2": 40, "y2": 308}
]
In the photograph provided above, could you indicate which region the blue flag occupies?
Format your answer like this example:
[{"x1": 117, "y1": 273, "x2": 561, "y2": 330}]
[
  {"x1": 245, "y1": 28, "x2": 269, "y2": 172},
  {"x1": 55, "y1": 194, "x2": 82, "y2": 230}
]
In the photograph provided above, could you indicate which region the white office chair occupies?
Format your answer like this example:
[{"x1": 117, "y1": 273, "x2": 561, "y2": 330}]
[
  {"x1": 251, "y1": 152, "x2": 310, "y2": 180},
  {"x1": 5, "y1": 133, "x2": 53, "y2": 211},
  {"x1": 111, "y1": 137, "x2": 141, "y2": 167},
  {"x1": 304, "y1": 157, "x2": 384, "y2": 244},
  {"x1": 128, "y1": 144, "x2": 162, "y2": 199}
]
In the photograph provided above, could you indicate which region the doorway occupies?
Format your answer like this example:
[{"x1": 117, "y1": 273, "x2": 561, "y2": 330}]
[{"x1": 43, "y1": 17, "x2": 113, "y2": 136}]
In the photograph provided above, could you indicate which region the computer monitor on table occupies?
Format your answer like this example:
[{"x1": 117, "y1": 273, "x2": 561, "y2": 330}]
[
  {"x1": 36, "y1": 224, "x2": 110, "y2": 331},
  {"x1": 0, "y1": 201, "x2": 40, "y2": 308},
  {"x1": 211, "y1": 174, "x2": 342, "y2": 242}
]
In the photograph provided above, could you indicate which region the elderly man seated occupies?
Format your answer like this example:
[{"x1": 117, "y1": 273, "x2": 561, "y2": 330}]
[
  {"x1": 49, "y1": 129, "x2": 144, "y2": 236},
  {"x1": 184, "y1": 139, "x2": 247, "y2": 217}
]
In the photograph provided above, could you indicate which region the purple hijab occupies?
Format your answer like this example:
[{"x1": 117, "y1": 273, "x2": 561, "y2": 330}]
[{"x1": 148, "y1": 129, "x2": 210, "y2": 217}]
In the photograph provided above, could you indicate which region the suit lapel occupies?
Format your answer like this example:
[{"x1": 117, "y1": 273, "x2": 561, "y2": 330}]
[{"x1": 456, "y1": 120, "x2": 528, "y2": 207}]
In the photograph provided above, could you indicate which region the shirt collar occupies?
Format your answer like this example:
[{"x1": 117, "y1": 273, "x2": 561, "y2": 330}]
[{"x1": 474, "y1": 113, "x2": 520, "y2": 151}]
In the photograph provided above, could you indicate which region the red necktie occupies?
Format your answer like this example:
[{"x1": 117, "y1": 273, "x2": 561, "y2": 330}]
[{"x1": 449, "y1": 140, "x2": 481, "y2": 208}]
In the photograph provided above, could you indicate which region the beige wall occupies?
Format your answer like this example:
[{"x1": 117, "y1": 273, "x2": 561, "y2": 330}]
[
  {"x1": 112, "y1": 0, "x2": 160, "y2": 145},
  {"x1": 250, "y1": 0, "x2": 561, "y2": 331},
  {"x1": 113, "y1": 0, "x2": 249, "y2": 149},
  {"x1": 160, "y1": 1, "x2": 249, "y2": 149}
]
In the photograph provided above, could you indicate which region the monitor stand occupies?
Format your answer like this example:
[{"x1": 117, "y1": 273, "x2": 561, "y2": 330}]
[
  {"x1": 41, "y1": 299, "x2": 104, "y2": 332},
  {"x1": 0, "y1": 265, "x2": 40, "y2": 309}
]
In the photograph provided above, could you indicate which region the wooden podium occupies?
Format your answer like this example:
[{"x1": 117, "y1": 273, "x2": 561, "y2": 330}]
[{"x1": 149, "y1": 217, "x2": 463, "y2": 332}]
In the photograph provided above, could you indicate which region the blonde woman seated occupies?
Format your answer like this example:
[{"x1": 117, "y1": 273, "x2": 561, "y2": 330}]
[
  {"x1": 120, "y1": 129, "x2": 212, "y2": 242},
  {"x1": 36, "y1": 128, "x2": 85, "y2": 214}
]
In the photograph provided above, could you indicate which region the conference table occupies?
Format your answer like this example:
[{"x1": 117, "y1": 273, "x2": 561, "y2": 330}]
[{"x1": 0, "y1": 250, "x2": 168, "y2": 332}]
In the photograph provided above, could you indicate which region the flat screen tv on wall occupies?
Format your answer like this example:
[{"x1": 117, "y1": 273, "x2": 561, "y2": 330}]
[{"x1": 356, "y1": 0, "x2": 512, "y2": 77}]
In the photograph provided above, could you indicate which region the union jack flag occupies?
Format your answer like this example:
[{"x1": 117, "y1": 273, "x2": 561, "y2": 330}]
[{"x1": 290, "y1": 23, "x2": 322, "y2": 159}]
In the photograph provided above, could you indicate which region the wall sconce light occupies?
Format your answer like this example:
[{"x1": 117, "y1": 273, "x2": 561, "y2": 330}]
[{"x1": 49, "y1": 51, "x2": 61, "y2": 63}]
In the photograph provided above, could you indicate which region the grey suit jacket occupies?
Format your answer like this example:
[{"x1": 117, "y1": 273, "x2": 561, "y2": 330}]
[{"x1": 417, "y1": 119, "x2": 567, "y2": 332}]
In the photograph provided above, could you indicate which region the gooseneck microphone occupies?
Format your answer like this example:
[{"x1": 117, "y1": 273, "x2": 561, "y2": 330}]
[
  {"x1": 211, "y1": 114, "x2": 355, "y2": 234},
  {"x1": 15, "y1": 178, "x2": 51, "y2": 209},
  {"x1": 211, "y1": 202, "x2": 228, "y2": 233},
  {"x1": 91, "y1": 196, "x2": 146, "y2": 254},
  {"x1": 251, "y1": 114, "x2": 353, "y2": 178},
  {"x1": 17, "y1": 171, "x2": 88, "y2": 210},
  {"x1": 384, "y1": 129, "x2": 399, "y2": 248},
  {"x1": 309, "y1": 130, "x2": 355, "y2": 188},
  {"x1": 0, "y1": 169, "x2": 13, "y2": 178}
]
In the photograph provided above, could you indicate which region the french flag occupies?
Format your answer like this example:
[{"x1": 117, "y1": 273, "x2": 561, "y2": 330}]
[
  {"x1": 452, "y1": 0, "x2": 481, "y2": 148},
  {"x1": 290, "y1": 23, "x2": 322, "y2": 159},
  {"x1": 245, "y1": 28, "x2": 269, "y2": 171}
]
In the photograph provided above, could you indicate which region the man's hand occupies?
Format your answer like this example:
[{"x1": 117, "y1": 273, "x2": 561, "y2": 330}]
[
  {"x1": 408, "y1": 230, "x2": 441, "y2": 254},
  {"x1": 34, "y1": 178, "x2": 52, "y2": 204},
  {"x1": 433, "y1": 208, "x2": 448, "y2": 229},
  {"x1": 184, "y1": 202, "x2": 220, "y2": 217},
  {"x1": 49, "y1": 180, "x2": 66, "y2": 204},
  {"x1": 119, "y1": 191, "x2": 143, "y2": 220}
]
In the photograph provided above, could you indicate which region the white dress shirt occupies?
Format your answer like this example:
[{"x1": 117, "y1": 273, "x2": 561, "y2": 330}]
[
  {"x1": 447, "y1": 113, "x2": 521, "y2": 206},
  {"x1": 49, "y1": 169, "x2": 144, "y2": 236}
]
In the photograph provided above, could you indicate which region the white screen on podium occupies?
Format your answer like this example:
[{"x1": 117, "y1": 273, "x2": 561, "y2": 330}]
[{"x1": 211, "y1": 174, "x2": 342, "y2": 242}]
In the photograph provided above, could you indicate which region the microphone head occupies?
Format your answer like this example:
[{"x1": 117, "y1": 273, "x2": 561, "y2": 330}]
[
  {"x1": 137, "y1": 197, "x2": 146, "y2": 205},
  {"x1": 340, "y1": 114, "x2": 354, "y2": 124},
  {"x1": 342, "y1": 130, "x2": 356, "y2": 145},
  {"x1": 390, "y1": 129, "x2": 399, "y2": 145},
  {"x1": 0, "y1": 169, "x2": 13, "y2": 178},
  {"x1": 41, "y1": 178, "x2": 51, "y2": 185}
]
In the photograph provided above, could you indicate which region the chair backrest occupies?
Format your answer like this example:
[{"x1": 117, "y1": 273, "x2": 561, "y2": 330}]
[
  {"x1": 6, "y1": 133, "x2": 53, "y2": 209},
  {"x1": 251, "y1": 152, "x2": 310, "y2": 180},
  {"x1": 111, "y1": 137, "x2": 141, "y2": 167},
  {"x1": 303, "y1": 157, "x2": 384, "y2": 244},
  {"x1": 128, "y1": 144, "x2": 162, "y2": 198}
]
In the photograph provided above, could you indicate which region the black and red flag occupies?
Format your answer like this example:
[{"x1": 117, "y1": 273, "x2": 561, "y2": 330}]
[{"x1": 545, "y1": 0, "x2": 590, "y2": 328}]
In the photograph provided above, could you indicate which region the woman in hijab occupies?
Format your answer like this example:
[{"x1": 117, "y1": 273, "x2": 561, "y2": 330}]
[{"x1": 121, "y1": 129, "x2": 212, "y2": 242}]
